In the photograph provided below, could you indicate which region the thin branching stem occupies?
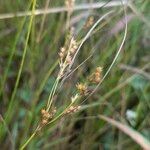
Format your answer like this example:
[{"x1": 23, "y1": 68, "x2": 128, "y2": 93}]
[{"x1": 81, "y1": 0, "x2": 128, "y2": 104}]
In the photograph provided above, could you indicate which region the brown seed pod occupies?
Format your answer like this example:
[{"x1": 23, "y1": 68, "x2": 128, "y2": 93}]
[
  {"x1": 89, "y1": 67, "x2": 103, "y2": 83},
  {"x1": 41, "y1": 119, "x2": 48, "y2": 125},
  {"x1": 40, "y1": 108, "x2": 57, "y2": 126},
  {"x1": 76, "y1": 83, "x2": 87, "y2": 95},
  {"x1": 64, "y1": 105, "x2": 81, "y2": 115},
  {"x1": 84, "y1": 16, "x2": 94, "y2": 29}
]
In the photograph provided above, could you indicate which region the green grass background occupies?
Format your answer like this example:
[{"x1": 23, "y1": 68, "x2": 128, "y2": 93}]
[{"x1": 0, "y1": 0, "x2": 150, "y2": 149}]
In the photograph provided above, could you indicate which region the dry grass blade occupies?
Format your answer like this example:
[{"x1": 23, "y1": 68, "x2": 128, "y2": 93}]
[
  {"x1": 0, "y1": 1, "x2": 128, "y2": 20},
  {"x1": 99, "y1": 115, "x2": 150, "y2": 150},
  {"x1": 120, "y1": 64, "x2": 150, "y2": 80}
]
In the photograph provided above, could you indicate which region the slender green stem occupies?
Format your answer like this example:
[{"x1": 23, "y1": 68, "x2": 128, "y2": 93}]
[
  {"x1": 35, "y1": 60, "x2": 59, "y2": 105},
  {"x1": 0, "y1": 1, "x2": 32, "y2": 99},
  {"x1": 46, "y1": 63, "x2": 67, "y2": 111},
  {"x1": 20, "y1": 103, "x2": 72, "y2": 149},
  {"x1": 46, "y1": 51, "x2": 70, "y2": 111},
  {"x1": 19, "y1": 126, "x2": 40, "y2": 150},
  {"x1": 46, "y1": 77, "x2": 59, "y2": 109},
  {"x1": 48, "y1": 102, "x2": 73, "y2": 125},
  {"x1": 46, "y1": 34, "x2": 74, "y2": 111},
  {"x1": 5, "y1": 0, "x2": 37, "y2": 120},
  {"x1": 46, "y1": 78, "x2": 60, "y2": 111},
  {"x1": 21, "y1": 97, "x2": 78, "y2": 149}
]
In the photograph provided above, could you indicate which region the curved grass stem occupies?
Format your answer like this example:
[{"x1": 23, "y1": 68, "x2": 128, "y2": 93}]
[{"x1": 19, "y1": 126, "x2": 40, "y2": 150}]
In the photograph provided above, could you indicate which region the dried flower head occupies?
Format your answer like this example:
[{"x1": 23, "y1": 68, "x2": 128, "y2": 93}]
[
  {"x1": 64, "y1": 105, "x2": 81, "y2": 115},
  {"x1": 84, "y1": 16, "x2": 94, "y2": 29},
  {"x1": 40, "y1": 108, "x2": 56, "y2": 126},
  {"x1": 41, "y1": 119, "x2": 48, "y2": 125},
  {"x1": 76, "y1": 83, "x2": 87, "y2": 95},
  {"x1": 65, "y1": 0, "x2": 75, "y2": 14},
  {"x1": 58, "y1": 36, "x2": 78, "y2": 79},
  {"x1": 66, "y1": 55, "x2": 72, "y2": 64},
  {"x1": 89, "y1": 67, "x2": 103, "y2": 83},
  {"x1": 59, "y1": 47, "x2": 66, "y2": 59},
  {"x1": 70, "y1": 38, "x2": 78, "y2": 54}
]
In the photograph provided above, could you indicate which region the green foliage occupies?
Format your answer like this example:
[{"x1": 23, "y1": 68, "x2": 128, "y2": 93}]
[{"x1": 0, "y1": 0, "x2": 150, "y2": 149}]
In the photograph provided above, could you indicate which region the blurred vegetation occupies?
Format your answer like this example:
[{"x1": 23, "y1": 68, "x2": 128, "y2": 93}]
[{"x1": 0, "y1": 0, "x2": 150, "y2": 150}]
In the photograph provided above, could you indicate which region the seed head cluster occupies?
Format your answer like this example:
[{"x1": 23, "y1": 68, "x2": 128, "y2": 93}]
[
  {"x1": 58, "y1": 37, "x2": 78, "y2": 79},
  {"x1": 64, "y1": 105, "x2": 81, "y2": 115},
  {"x1": 58, "y1": 47, "x2": 66, "y2": 59},
  {"x1": 70, "y1": 38, "x2": 78, "y2": 54},
  {"x1": 41, "y1": 108, "x2": 56, "y2": 125},
  {"x1": 76, "y1": 83, "x2": 87, "y2": 95},
  {"x1": 84, "y1": 16, "x2": 94, "y2": 29},
  {"x1": 89, "y1": 67, "x2": 103, "y2": 83}
]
